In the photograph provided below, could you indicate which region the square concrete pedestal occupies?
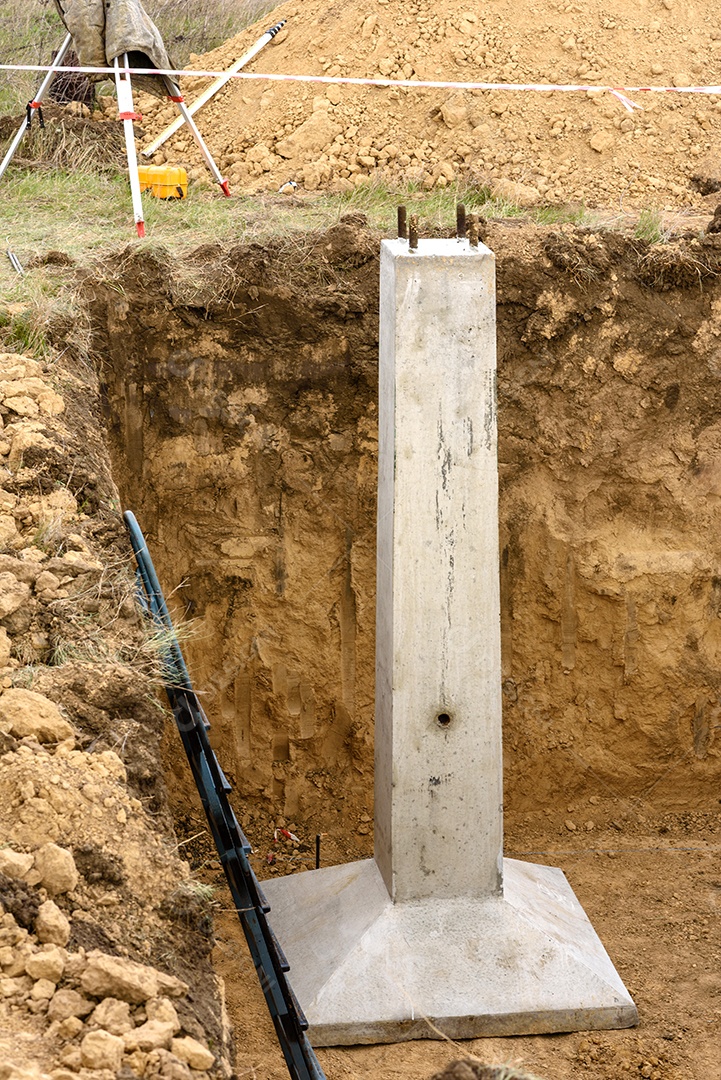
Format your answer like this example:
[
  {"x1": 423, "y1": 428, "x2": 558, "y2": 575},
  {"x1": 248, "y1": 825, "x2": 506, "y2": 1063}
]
[
  {"x1": 264, "y1": 856, "x2": 636, "y2": 1045},
  {"x1": 262, "y1": 238, "x2": 637, "y2": 1045}
]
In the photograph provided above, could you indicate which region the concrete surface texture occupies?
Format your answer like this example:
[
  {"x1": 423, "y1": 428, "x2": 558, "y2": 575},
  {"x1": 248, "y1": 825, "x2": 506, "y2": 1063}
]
[
  {"x1": 375, "y1": 238, "x2": 503, "y2": 903},
  {"x1": 263, "y1": 856, "x2": 638, "y2": 1045},
  {"x1": 263, "y1": 238, "x2": 637, "y2": 1045}
]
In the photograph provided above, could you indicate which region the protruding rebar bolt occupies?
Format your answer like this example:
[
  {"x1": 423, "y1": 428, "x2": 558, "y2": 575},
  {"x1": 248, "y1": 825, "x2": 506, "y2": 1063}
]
[
  {"x1": 468, "y1": 214, "x2": 479, "y2": 249},
  {"x1": 397, "y1": 204, "x2": 408, "y2": 240},
  {"x1": 409, "y1": 213, "x2": 419, "y2": 251},
  {"x1": 456, "y1": 203, "x2": 467, "y2": 239}
]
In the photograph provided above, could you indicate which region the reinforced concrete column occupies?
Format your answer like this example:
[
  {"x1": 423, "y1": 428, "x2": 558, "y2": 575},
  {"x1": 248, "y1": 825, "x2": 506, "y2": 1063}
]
[
  {"x1": 375, "y1": 238, "x2": 503, "y2": 902},
  {"x1": 261, "y1": 230, "x2": 637, "y2": 1046}
]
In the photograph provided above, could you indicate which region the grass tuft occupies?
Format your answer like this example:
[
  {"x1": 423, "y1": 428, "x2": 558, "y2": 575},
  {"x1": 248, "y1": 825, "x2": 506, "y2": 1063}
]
[{"x1": 634, "y1": 208, "x2": 669, "y2": 244}]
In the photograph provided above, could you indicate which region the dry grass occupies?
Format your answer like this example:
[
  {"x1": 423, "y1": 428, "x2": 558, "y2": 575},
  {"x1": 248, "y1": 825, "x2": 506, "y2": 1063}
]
[
  {"x1": 151, "y1": 0, "x2": 277, "y2": 62},
  {"x1": 0, "y1": 105, "x2": 126, "y2": 172}
]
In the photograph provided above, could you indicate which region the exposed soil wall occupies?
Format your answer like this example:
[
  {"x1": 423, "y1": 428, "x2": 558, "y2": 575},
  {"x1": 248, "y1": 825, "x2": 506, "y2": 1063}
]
[{"x1": 86, "y1": 219, "x2": 721, "y2": 849}]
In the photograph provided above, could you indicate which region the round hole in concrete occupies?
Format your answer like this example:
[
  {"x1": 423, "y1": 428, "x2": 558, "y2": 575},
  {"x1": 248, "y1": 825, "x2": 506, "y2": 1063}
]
[{"x1": 437, "y1": 712, "x2": 452, "y2": 728}]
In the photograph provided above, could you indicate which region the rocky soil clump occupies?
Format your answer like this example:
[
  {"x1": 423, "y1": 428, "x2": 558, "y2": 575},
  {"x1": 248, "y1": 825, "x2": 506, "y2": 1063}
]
[{"x1": 0, "y1": 352, "x2": 231, "y2": 1079}]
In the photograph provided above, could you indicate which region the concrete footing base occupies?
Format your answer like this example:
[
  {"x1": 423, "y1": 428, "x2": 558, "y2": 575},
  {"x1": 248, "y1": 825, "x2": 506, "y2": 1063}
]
[{"x1": 262, "y1": 857, "x2": 638, "y2": 1046}]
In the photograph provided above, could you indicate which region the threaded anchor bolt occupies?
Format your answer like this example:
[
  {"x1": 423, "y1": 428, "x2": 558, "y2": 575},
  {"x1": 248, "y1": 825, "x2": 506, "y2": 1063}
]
[
  {"x1": 397, "y1": 205, "x2": 408, "y2": 239},
  {"x1": 409, "y1": 213, "x2": 419, "y2": 250},
  {"x1": 456, "y1": 203, "x2": 467, "y2": 238},
  {"x1": 468, "y1": 214, "x2": 479, "y2": 248}
]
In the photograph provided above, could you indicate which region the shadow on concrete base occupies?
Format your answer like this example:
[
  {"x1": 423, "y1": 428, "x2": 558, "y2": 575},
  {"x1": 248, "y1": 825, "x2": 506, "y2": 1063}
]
[{"x1": 262, "y1": 857, "x2": 638, "y2": 1046}]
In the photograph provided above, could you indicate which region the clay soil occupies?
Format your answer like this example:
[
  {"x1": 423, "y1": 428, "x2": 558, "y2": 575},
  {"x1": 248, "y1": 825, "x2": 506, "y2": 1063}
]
[
  {"x1": 126, "y1": 0, "x2": 721, "y2": 207},
  {"x1": 75, "y1": 215, "x2": 721, "y2": 1080}
]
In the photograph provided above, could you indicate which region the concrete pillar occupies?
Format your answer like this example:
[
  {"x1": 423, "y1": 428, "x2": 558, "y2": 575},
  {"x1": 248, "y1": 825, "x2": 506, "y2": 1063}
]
[
  {"x1": 375, "y1": 239, "x2": 502, "y2": 903},
  {"x1": 262, "y1": 235, "x2": 637, "y2": 1047}
]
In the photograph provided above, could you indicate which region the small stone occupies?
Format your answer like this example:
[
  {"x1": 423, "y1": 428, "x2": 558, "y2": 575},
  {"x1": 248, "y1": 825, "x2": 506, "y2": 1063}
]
[
  {"x1": 57, "y1": 1049, "x2": 81, "y2": 1071},
  {"x1": 0, "y1": 848, "x2": 34, "y2": 880},
  {"x1": 89, "y1": 996, "x2": 134, "y2": 1035},
  {"x1": 589, "y1": 131, "x2": 615, "y2": 153},
  {"x1": 275, "y1": 111, "x2": 342, "y2": 160},
  {"x1": 171, "y1": 1036, "x2": 216, "y2": 1071},
  {"x1": 123, "y1": 1018, "x2": 177, "y2": 1052},
  {"x1": 0, "y1": 689, "x2": 74, "y2": 743},
  {"x1": 35, "y1": 900, "x2": 71, "y2": 946},
  {"x1": 440, "y1": 96, "x2": 468, "y2": 128},
  {"x1": 145, "y1": 1049, "x2": 193, "y2": 1080},
  {"x1": 81, "y1": 951, "x2": 188, "y2": 1004},
  {"x1": 671, "y1": 72, "x2": 691, "y2": 87},
  {"x1": 33, "y1": 844, "x2": 79, "y2": 895},
  {"x1": 25, "y1": 946, "x2": 65, "y2": 982},
  {"x1": 0, "y1": 574, "x2": 30, "y2": 619},
  {"x1": 80, "y1": 1029, "x2": 125, "y2": 1071},
  {"x1": 0, "y1": 513, "x2": 18, "y2": 549},
  {"x1": 4, "y1": 396, "x2": 39, "y2": 418},
  {"x1": 30, "y1": 976, "x2": 56, "y2": 1000},
  {"x1": 490, "y1": 177, "x2": 541, "y2": 206},
  {"x1": 57, "y1": 1015, "x2": 84, "y2": 1039},
  {"x1": 146, "y1": 996, "x2": 180, "y2": 1031},
  {"x1": 36, "y1": 390, "x2": 64, "y2": 416},
  {"x1": 34, "y1": 570, "x2": 61, "y2": 596},
  {"x1": 124, "y1": 1050, "x2": 149, "y2": 1076},
  {"x1": 0, "y1": 626, "x2": 11, "y2": 666},
  {"x1": 48, "y1": 987, "x2": 95, "y2": 1022},
  {"x1": 565, "y1": 819, "x2": 577, "y2": 831}
]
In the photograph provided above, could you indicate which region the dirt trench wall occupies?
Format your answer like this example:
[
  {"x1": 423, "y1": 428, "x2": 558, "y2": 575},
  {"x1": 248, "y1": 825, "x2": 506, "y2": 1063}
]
[{"x1": 87, "y1": 223, "x2": 721, "y2": 832}]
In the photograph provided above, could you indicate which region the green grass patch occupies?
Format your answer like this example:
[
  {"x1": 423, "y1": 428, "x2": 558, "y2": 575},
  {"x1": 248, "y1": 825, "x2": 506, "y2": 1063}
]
[
  {"x1": 0, "y1": 169, "x2": 536, "y2": 268},
  {"x1": 634, "y1": 207, "x2": 668, "y2": 244}
]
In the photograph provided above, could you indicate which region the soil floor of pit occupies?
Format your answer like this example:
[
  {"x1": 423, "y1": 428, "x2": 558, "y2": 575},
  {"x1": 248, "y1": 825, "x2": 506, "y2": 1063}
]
[{"x1": 185, "y1": 809, "x2": 721, "y2": 1080}]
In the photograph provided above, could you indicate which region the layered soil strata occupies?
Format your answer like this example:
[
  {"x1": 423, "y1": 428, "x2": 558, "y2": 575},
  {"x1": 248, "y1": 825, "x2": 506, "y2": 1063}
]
[{"x1": 85, "y1": 219, "x2": 721, "y2": 846}]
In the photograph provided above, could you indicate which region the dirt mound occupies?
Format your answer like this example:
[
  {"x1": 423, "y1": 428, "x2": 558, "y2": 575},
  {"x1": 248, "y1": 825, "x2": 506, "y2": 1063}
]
[
  {"x1": 0, "y1": 349, "x2": 232, "y2": 1079},
  {"x1": 133, "y1": 0, "x2": 721, "y2": 207}
]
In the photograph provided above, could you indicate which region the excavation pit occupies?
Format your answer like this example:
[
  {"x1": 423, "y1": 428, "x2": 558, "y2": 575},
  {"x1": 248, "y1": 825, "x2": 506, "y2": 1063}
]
[{"x1": 80, "y1": 217, "x2": 721, "y2": 1069}]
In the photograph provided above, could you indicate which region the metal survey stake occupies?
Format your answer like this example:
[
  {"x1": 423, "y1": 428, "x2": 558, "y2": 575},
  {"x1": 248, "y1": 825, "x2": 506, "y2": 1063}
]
[
  {"x1": 142, "y1": 21, "x2": 287, "y2": 158},
  {"x1": 456, "y1": 203, "x2": 467, "y2": 238},
  {"x1": 6, "y1": 250, "x2": 24, "y2": 275}
]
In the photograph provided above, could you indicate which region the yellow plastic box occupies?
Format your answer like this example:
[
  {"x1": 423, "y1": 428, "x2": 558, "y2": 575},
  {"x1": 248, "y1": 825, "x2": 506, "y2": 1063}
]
[{"x1": 138, "y1": 165, "x2": 188, "y2": 199}]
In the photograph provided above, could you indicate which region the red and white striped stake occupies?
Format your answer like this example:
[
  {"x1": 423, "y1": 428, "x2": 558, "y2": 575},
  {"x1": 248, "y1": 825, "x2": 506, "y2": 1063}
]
[
  {"x1": 162, "y1": 77, "x2": 230, "y2": 196},
  {"x1": 113, "y1": 54, "x2": 145, "y2": 238}
]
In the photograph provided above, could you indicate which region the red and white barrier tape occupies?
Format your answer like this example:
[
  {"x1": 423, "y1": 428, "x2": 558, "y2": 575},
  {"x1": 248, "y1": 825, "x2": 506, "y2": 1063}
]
[{"x1": 2, "y1": 61, "x2": 721, "y2": 112}]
